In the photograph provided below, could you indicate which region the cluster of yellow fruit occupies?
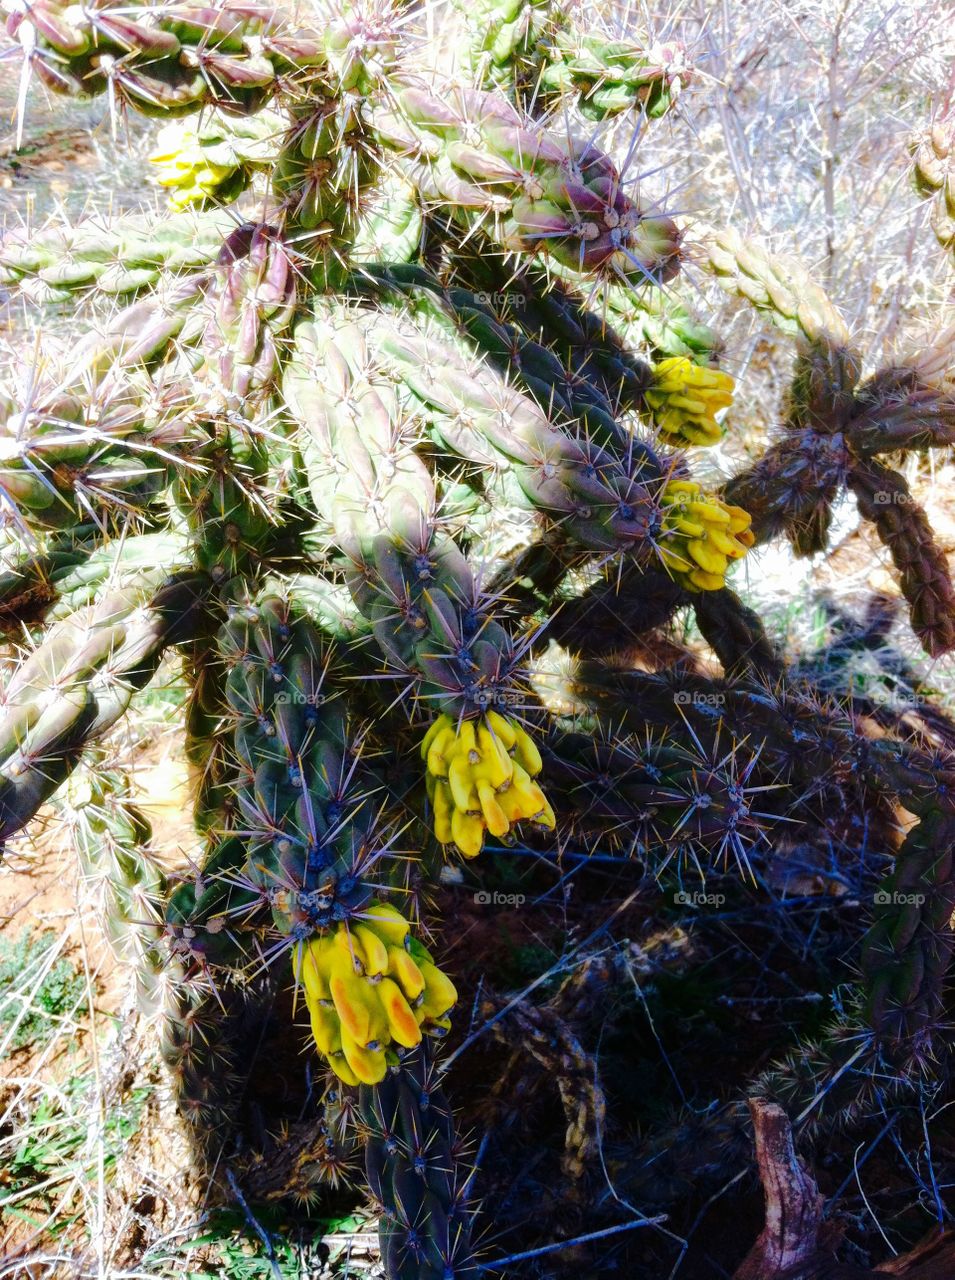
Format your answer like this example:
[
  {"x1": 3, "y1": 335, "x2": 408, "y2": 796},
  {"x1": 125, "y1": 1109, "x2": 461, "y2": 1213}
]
[
  {"x1": 296, "y1": 903, "x2": 457, "y2": 1085},
  {"x1": 148, "y1": 122, "x2": 247, "y2": 211},
  {"x1": 659, "y1": 480, "x2": 754, "y2": 590},
  {"x1": 645, "y1": 356, "x2": 735, "y2": 446},
  {"x1": 422, "y1": 711, "x2": 555, "y2": 858}
]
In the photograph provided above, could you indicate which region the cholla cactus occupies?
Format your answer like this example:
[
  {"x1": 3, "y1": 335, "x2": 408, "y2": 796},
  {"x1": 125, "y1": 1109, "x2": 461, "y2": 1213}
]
[
  {"x1": 1, "y1": 0, "x2": 954, "y2": 1273},
  {"x1": 149, "y1": 111, "x2": 284, "y2": 208},
  {"x1": 0, "y1": 207, "x2": 233, "y2": 300},
  {"x1": 448, "y1": 0, "x2": 689, "y2": 121},
  {"x1": 709, "y1": 230, "x2": 955, "y2": 655},
  {"x1": 911, "y1": 117, "x2": 955, "y2": 253}
]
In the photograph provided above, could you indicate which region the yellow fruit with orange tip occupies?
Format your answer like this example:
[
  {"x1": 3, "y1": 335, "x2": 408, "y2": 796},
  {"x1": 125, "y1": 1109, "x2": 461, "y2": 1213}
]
[
  {"x1": 421, "y1": 710, "x2": 554, "y2": 858},
  {"x1": 377, "y1": 977, "x2": 422, "y2": 1048},
  {"x1": 295, "y1": 903, "x2": 458, "y2": 1080}
]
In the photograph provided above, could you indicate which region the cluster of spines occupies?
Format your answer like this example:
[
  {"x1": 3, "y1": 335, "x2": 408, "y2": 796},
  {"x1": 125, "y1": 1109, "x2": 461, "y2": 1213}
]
[
  {"x1": 160, "y1": 977, "x2": 246, "y2": 1143},
  {"x1": 539, "y1": 725, "x2": 770, "y2": 869}
]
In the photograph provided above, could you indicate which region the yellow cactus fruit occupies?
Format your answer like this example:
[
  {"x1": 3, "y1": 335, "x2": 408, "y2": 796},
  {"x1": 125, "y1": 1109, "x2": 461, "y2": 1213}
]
[
  {"x1": 416, "y1": 960, "x2": 459, "y2": 1022},
  {"x1": 329, "y1": 964, "x2": 388, "y2": 1046},
  {"x1": 451, "y1": 807, "x2": 485, "y2": 858},
  {"x1": 432, "y1": 779, "x2": 455, "y2": 843},
  {"x1": 659, "y1": 480, "x2": 754, "y2": 591},
  {"x1": 149, "y1": 123, "x2": 240, "y2": 211},
  {"x1": 340, "y1": 1029, "x2": 388, "y2": 1084},
  {"x1": 362, "y1": 902, "x2": 411, "y2": 947},
  {"x1": 387, "y1": 946, "x2": 426, "y2": 1000},
  {"x1": 327, "y1": 1052, "x2": 361, "y2": 1086},
  {"x1": 353, "y1": 924, "x2": 390, "y2": 976},
  {"x1": 377, "y1": 977, "x2": 423, "y2": 1048},
  {"x1": 296, "y1": 908, "x2": 456, "y2": 1071},
  {"x1": 308, "y1": 1001, "x2": 343, "y2": 1056},
  {"x1": 422, "y1": 712, "x2": 552, "y2": 857},
  {"x1": 646, "y1": 357, "x2": 735, "y2": 446},
  {"x1": 294, "y1": 934, "x2": 333, "y2": 1003}
]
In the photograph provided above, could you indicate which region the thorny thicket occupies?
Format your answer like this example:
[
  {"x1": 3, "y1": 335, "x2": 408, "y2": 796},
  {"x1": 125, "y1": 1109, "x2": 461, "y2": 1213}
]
[{"x1": 1, "y1": 0, "x2": 955, "y2": 1275}]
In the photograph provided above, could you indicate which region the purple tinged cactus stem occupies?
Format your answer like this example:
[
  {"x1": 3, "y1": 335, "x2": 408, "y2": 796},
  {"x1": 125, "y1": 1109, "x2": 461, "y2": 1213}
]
[
  {"x1": 711, "y1": 232, "x2": 955, "y2": 653},
  {"x1": 846, "y1": 458, "x2": 955, "y2": 658},
  {"x1": 371, "y1": 77, "x2": 683, "y2": 282}
]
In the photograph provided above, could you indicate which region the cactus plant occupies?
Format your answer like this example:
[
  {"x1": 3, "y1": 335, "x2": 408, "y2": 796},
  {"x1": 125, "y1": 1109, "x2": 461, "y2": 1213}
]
[
  {"x1": 447, "y1": 0, "x2": 689, "y2": 121},
  {"x1": 1, "y1": 1, "x2": 954, "y2": 1274},
  {"x1": 911, "y1": 116, "x2": 955, "y2": 255}
]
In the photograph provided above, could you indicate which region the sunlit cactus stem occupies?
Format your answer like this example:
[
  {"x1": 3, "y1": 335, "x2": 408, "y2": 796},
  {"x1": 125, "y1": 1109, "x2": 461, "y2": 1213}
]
[
  {"x1": 0, "y1": 572, "x2": 211, "y2": 847},
  {"x1": 0, "y1": 206, "x2": 234, "y2": 302},
  {"x1": 63, "y1": 764, "x2": 168, "y2": 1011},
  {"x1": 910, "y1": 117, "x2": 955, "y2": 254}
]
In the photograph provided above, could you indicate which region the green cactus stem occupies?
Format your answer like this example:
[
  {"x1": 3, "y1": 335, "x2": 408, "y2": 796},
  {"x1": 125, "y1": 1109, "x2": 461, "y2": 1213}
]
[
  {"x1": 360, "y1": 1043, "x2": 478, "y2": 1279},
  {"x1": 0, "y1": 571, "x2": 211, "y2": 845}
]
